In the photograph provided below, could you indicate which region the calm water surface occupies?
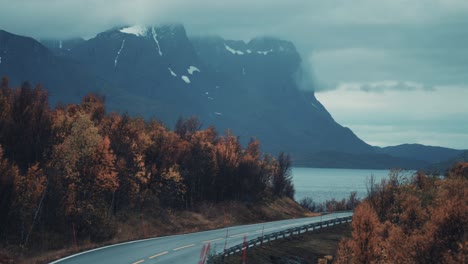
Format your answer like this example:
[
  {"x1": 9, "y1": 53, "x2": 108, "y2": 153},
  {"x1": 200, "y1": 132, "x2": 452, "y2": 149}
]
[{"x1": 292, "y1": 167, "x2": 391, "y2": 203}]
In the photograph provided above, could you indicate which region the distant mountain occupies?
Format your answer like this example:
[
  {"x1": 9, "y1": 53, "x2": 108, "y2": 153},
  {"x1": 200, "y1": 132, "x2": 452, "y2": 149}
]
[
  {"x1": 425, "y1": 150, "x2": 468, "y2": 174},
  {"x1": 40, "y1": 38, "x2": 85, "y2": 56},
  {"x1": 376, "y1": 144, "x2": 465, "y2": 164},
  {"x1": 1, "y1": 26, "x2": 460, "y2": 169},
  {"x1": 299, "y1": 151, "x2": 430, "y2": 170},
  {"x1": 0, "y1": 30, "x2": 108, "y2": 104}
]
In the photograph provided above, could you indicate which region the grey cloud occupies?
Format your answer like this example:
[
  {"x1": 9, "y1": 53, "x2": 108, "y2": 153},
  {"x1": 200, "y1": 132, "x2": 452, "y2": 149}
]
[
  {"x1": 1, "y1": 0, "x2": 467, "y2": 91},
  {"x1": 359, "y1": 81, "x2": 434, "y2": 93}
]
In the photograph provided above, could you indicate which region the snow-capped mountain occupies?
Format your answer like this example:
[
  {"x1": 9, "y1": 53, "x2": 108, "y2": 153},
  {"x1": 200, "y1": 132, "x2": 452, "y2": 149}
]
[
  {"x1": 0, "y1": 25, "x2": 444, "y2": 168},
  {"x1": 64, "y1": 24, "x2": 374, "y2": 157},
  {"x1": 66, "y1": 24, "x2": 212, "y2": 122}
]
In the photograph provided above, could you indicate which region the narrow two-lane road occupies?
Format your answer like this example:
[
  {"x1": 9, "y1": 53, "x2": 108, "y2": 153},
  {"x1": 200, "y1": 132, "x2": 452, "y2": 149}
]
[{"x1": 51, "y1": 212, "x2": 352, "y2": 264}]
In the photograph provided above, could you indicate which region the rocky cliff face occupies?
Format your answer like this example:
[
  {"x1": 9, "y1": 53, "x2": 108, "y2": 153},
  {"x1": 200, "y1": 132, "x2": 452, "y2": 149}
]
[{"x1": 190, "y1": 35, "x2": 373, "y2": 156}]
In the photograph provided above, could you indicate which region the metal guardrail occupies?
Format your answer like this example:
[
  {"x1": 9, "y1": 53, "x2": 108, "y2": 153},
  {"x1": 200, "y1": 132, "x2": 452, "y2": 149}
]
[{"x1": 208, "y1": 215, "x2": 352, "y2": 262}]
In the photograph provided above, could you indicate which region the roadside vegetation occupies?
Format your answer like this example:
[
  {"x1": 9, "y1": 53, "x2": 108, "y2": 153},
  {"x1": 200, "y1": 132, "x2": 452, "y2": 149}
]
[
  {"x1": 335, "y1": 165, "x2": 467, "y2": 263},
  {"x1": 217, "y1": 166, "x2": 467, "y2": 264},
  {"x1": 0, "y1": 78, "x2": 298, "y2": 263},
  {"x1": 298, "y1": 191, "x2": 360, "y2": 213}
]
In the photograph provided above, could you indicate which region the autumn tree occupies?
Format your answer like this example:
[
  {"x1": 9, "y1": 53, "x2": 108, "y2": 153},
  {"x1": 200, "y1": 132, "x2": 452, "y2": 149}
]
[
  {"x1": 49, "y1": 113, "x2": 118, "y2": 240},
  {"x1": 155, "y1": 165, "x2": 186, "y2": 207},
  {"x1": 174, "y1": 116, "x2": 202, "y2": 139},
  {"x1": 103, "y1": 114, "x2": 152, "y2": 212},
  {"x1": 0, "y1": 146, "x2": 20, "y2": 239},
  {"x1": 0, "y1": 86, "x2": 298, "y2": 248},
  {"x1": 183, "y1": 127, "x2": 219, "y2": 205},
  {"x1": 0, "y1": 82, "x2": 52, "y2": 171},
  {"x1": 213, "y1": 130, "x2": 241, "y2": 201},
  {"x1": 11, "y1": 163, "x2": 47, "y2": 245},
  {"x1": 80, "y1": 93, "x2": 106, "y2": 123},
  {"x1": 272, "y1": 152, "x2": 295, "y2": 198},
  {"x1": 336, "y1": 201, "x2": 382, "y2": 264}
]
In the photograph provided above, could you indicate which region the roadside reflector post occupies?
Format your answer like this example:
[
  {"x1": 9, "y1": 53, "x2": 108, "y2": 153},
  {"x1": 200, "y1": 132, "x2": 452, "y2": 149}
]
[
  {"x1": 242, "y1": 235, "x2": 247, "y2": 264},
  {"x1": 223, "y1": 228, "x2": 229, "y2": 257},
  {"x1": 198, "y1": 244, "x2": 206, "y2": 264},
  {"x1": 261, "y1": 224, "x2": 264, "y2": 246}
]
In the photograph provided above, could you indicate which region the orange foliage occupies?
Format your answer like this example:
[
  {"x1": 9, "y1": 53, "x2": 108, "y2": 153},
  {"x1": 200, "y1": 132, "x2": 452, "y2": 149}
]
[
  {"x1": 0, "y1": 86, "x2": 290, "y2": 245},
  {"x1": 336, "y1": 165, "x2": 468, "y2": 264}
]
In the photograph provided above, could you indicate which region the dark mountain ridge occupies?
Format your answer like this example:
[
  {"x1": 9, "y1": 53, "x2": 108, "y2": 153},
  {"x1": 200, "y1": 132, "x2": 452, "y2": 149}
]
[
  {"x1": 0, "y1": 25, "x2": 463, "y2": 169},
  {"x1": 0, "y1": 29, "x2": 109, "y2": 104},
  {"x1": 375, "y1": 144, "x2": 465, "y2": 164}
]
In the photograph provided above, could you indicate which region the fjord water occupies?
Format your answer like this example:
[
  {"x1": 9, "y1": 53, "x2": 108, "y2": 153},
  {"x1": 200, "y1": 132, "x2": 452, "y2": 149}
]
[{"x1": 292, "y1": 167, "x2": 391, "y2": 203}]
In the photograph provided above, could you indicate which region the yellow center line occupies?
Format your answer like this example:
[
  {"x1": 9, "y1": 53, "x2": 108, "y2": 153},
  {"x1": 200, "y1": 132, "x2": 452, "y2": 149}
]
[
  {"x1": 202, "y1": 238, "x2": 223, "y2": 243},
  {"x1": 132, "y1": 260, "x2": 145, "y2": 264},
  {"x1": 229, "y1": 232, "x2": 249, "y2": 238},
  {"x1": 173, "y1": 244, "x2": 196, "y2": 251},
  {"x1": 149, "y1": 251, "x2": 168, "y2": 259}
]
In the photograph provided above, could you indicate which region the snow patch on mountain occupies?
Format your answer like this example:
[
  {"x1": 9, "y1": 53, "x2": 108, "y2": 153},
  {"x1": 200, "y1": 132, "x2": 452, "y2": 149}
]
[
  {"x1": 151, "y1": 27, "x2": 163, "y2": 56},
  {"x1": 114, "y1": 39, "x2": 126, "y2": 67},
  {"x1": 187, "y1": 66, "x2": 200, "y2": 75},
  {"x1": 257, "y1": 49, "x2": 273, "y2": 55},
  {"x1": 168, "y1": 68, "x2": 177, "y2": 77},
  {"x1": 181, "y1": 75, "x2": 191, "y2": 84},
  {"x1": 120, "y1": 25, "x2": 147, "y2": 36},
  {"x1": 225, "y1": 44, "x2": 244, "y2": 55}
]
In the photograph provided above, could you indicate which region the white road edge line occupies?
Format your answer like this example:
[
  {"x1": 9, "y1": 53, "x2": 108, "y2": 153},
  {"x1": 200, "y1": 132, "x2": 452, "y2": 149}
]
[
  {"x1": 255, "y1": 227, "x2": 276, "y2": 233},
  {"x1": 229, "y1": 232, "x2": 249, "y2": 238},
  {"x1": 49, "y1": 212, "x2": 352, "y2": 263},
  {"x1": 149, "y1": 251, "x2": 168, "y2": 259},
  {"x1": 202, "y1": 238, "x2": 223, "y2": 243},
  {"x1": 49, "y1": 234, "x2": 179, "y2": 264},
  {"x1": 173, "y1": 244, "x2": 196, "y2": 251}
]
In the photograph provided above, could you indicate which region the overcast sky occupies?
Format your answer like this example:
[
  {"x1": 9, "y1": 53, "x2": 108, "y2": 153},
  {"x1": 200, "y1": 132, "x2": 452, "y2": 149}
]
[{"x1": 1, "y1": 0, "x2": 468, "y2": 149}]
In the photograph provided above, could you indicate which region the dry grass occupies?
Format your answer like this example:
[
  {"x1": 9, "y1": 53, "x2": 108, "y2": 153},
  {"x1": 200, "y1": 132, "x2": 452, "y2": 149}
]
[{"x1": 12, "y1": 198, "x2": 313, "y2": 264}]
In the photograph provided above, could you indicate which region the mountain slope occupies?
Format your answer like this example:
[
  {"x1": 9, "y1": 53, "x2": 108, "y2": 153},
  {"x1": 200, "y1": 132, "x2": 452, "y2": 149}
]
[
  {"x1": 376, "y1": 144, "x2": 465, "y2": 164},
  {"x1": 65, "y1": 25, "x2": 374, "y2": 158},
  {"x1": 0, "y1": 26, "x2": 450, "y2": 169},
  {"x1": 0, "y1": 30, "x2": 108, "y2": 104},
  {"x1": 190, "y1": 35, "x2": 373, "y2": 156},
  {"x1": 67, "y1": 25, "x2": 211, "y2": 123}
]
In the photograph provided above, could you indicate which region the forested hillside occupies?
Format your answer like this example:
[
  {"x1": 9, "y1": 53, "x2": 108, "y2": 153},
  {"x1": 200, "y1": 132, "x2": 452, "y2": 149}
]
[{"x1": 0, "y1": 77, "x2": 294, "y2": 249}]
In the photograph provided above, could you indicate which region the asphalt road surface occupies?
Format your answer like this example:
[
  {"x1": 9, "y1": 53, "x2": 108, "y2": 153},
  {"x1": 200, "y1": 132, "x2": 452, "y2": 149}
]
[{"x1": 50, "y1": 211, "x2": 352, "y2": 264}]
